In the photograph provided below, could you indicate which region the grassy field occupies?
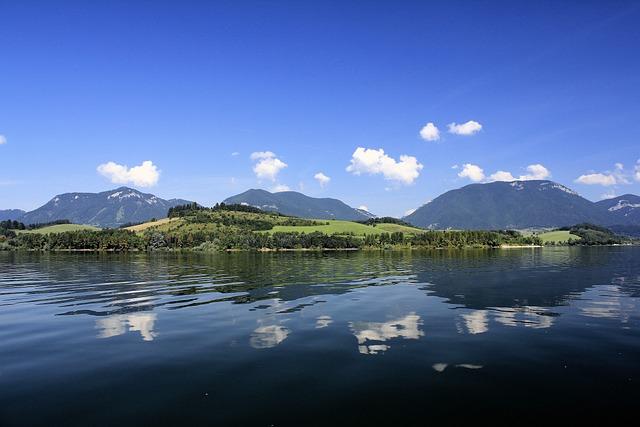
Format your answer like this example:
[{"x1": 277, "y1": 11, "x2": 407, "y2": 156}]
[
  {"x1": 538, "y1": 230, "x2": 581, "y2": 243},
  {"x1": 265, "y1": 220, "x2": 424, "y2": 236},
  {"x1": 125, "y1": 217, "x2": 179, "y2": 232},
  {"x1": 18, "y1": 224, "x2": 100, "y2": 234}
]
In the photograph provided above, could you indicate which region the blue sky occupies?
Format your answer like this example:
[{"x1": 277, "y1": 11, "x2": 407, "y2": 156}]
[{"x1": 1, "y1": 0, "x2": 640, "y2": 216}]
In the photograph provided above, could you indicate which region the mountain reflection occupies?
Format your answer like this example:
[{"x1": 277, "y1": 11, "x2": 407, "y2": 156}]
[
  {"x1": 96, "y1": 313, "x2": 157, "y2": 341},
  {"x1": 350, "y1": 313, "x2": 424, "y2": 355}
]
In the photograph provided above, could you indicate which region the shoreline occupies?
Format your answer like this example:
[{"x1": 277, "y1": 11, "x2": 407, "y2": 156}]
[{"x1": 4, "y1": 244, "x2": 636, "y2": 254}]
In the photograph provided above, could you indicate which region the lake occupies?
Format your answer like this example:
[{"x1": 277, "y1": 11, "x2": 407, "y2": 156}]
[{"x1": 1, "y1": 247, "x2": 640, "y2": 425}]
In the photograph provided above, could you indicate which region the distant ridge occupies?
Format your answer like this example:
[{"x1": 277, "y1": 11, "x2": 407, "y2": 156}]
[
  {"x1": 20, "y1": 187, "x2": 191, "y2": 228},
  {"x1": 223, "y1": 189, "x2": 374, "y2": 221},
  {"x1": 595, "y1": 194, "x2": 640, "y2": 225},
  {"x1": 403, "y1": 180, "x2": 620, "y2": 229},
  {"x1": 0, "y1": 209, "x2": 26, "y2": 221}
]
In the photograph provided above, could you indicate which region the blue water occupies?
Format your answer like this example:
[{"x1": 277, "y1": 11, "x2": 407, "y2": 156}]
[{"x1": 1, "y1": 247, "x2": 639, "y2": 425}]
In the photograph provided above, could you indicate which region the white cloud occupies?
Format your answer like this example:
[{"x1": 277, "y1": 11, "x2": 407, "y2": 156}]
[
  {"x1": 458, "y1": 163, "x2": 485, "y2": 182},
  {"x1": 447, "y1": 120, "x2": 482, "y2": 136},
  {"x1": 404, "y1": 208, "x2": 417, "y2": 216},
  {"x1": 251, "y1": 151, "x2": 287, "y2": 181},
  {"x1": 314, "y1": 172, "x2": 331, "y2": 187},
  {"x1": 0, "y1": 135, "x2": 6, "y2": 145},
  {"x1": 451, "y1": 164, "x2": 459, "y2": 169},
  {"x1": 575, "y1": 163, "x2": 633, "y2": 186},
  {"x1": 636, "y1": 160, "x2": 640, "y2": 182},
  {"x1": 519, "y1": 163, "x2": 551, "y2": 180},
  {"x1": 271, "y1": 184, "x2": 290, "y2": 192},
  {"x1": 419, "y1": 122, "x2": 440, "y2": 141},
  {"x1": 464, "y1": 163, "x2": 551, "y2": 183},
  {"x1": 489, "y1": 170, "x2": 516, "y2": 182},
  {"x1": 97, "y1": 160, "x2": 160, "y2": 187},
  {"x1": 231, "y1": 151, "x2": 240, "y2": 156},
  {"x1": 346, "y1": 147, "x2": 423, "y2": 185},
  {"x1": 575, "y1": 173, "x2": 617, "y2": 186},
  {"x1": 358, "y1": 205, "x2": 369, "y2": 211}
]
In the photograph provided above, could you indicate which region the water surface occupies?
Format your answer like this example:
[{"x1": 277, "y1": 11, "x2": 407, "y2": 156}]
[{"x1": 1, "y1": 248, "x2": 639, "y2": 425}]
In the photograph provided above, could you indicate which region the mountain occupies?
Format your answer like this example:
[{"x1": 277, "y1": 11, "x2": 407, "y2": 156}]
[
  {"x1": 595, "y1": 194, "x2": 640, "y2": 225},
  {"x1": 0, "y1": 209, "x2": 26, "y2": 221},
  {"x1": 223, "y1": 189, "x2": 374, "y2": 221},
  {"x1": 20, "y1": 187, "x2": 191, "y2": 228},
  {"x1": 404, "y1": 180, "x2": 613, "y2": 230}
]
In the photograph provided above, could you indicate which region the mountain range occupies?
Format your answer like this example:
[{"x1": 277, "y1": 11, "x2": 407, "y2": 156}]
[
  {"x1": 3, "y1": 181, "x2": 640, "y2": 230},
  {"x1": 16, "y1": 187, "x2": 191, "y2": 228},
  {"x1": 403, "y1": 180, "x2": 638, "y2": 229},
  {"x1": 223, "y1": 189, "x2": 375, "y2": 221}
]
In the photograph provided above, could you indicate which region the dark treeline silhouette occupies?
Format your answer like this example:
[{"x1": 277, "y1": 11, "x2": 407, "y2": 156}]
[
  {"x1": 358, "y1": 217, "x2": 416, "y2": 227},
  {"x1": 1, "y1": 219, "x2": 72, "y2": 230},
  {"x1": 168, "y1": 202, "x2": 269, "y2": 218},
  {"x1": 1, "y1": 219, "x2": 75, "y2": 239},
  {"x1": 168, "y1": 202, "x2": 206, "y2": 217}
]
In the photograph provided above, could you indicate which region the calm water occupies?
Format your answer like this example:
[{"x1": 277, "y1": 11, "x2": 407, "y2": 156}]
[{"x1": 1, "y1": 247, "x2": 640, "y2": 425}]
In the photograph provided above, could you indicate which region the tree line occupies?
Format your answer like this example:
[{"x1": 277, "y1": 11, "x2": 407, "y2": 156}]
[
  {"x1": 168, "y1": 202, "x2": 273, "y2": 218},
  {"x1": 3, "y1": 228, "x2": 543, "y2": 251}
]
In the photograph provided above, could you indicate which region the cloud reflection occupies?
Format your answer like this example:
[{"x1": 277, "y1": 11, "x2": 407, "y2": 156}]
[
  {"x1": 250, "y1": 325, "x2": 290, "y2": 349},
  {"x1": 315, "y1": 315, "x2": 333, "y2": 329},
  {"x1": 456, "y1": 306, "x2": 554, "y2": 334},
  {"x1": 493, "y1": 306, "x2": 554, "y2": 329},
  {"x1": 579, "y1": 285, "x2": 636, "y2": 322},
  {"x1": 350, "y1": 313, "x2": 424, "y2": 355},
  {"x1": 458, "y1": 310, "x2": 489, "y2": 334},
  {"x1": 96, "y1": 313, "x2": 157, "y2": 341}
]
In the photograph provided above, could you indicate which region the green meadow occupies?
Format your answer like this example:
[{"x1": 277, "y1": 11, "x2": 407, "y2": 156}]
[
  {"x1": 264, "y1": 220, "x2": 424, "y2": 236},
  {"x1": 537, "y1": 230, "x2": 582, "y2": 243},
  {"x1": 18, "y1": 224, "x2": 100, "y2": 234}
]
